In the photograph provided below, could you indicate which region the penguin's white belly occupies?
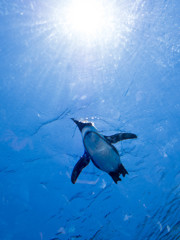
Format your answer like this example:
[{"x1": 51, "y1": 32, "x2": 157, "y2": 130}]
[{"x1": 84, "y1": 132, "x2": 120, "y2": 173}]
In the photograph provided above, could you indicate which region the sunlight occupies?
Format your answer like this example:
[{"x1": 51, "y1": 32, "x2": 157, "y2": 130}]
[
  {"x1": 46, "y1": 0, "x2": 137, "y2": 48},
  {"x1": 63, "y1": 0, "x2": 114, "y2": 41},
  {"x1": 66, "y1": 0, "x2": 105, "y2": 36}
]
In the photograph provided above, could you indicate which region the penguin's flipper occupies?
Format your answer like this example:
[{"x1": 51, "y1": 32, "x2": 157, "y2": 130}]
[
  {"x1": 104, "y1": 133, "x2": 137, "y2": 144},
  {"x1": 71, "y1": 151, "x2": 91, "y2": 184}
]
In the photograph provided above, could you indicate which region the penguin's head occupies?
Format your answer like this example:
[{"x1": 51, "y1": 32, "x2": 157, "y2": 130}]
[{"x1": 71, "y1": 118, "x2": 93, "y2": 132}]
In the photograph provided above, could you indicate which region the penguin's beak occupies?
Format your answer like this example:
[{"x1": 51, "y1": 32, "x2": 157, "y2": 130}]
[
  {"x1": 71, "y1": 118, "x2": 78, "y2": 125},
  {"x1": 71, "y1": 118, "x2": 85, "y2": 132}
]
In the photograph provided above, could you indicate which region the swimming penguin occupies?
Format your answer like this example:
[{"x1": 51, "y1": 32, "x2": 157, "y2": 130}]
[{"x1": 71, "y1": 118, "x2": 137, "y2": 184}]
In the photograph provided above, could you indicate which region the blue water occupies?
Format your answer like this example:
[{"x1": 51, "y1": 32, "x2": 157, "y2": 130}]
[{"x1": 0, "y1": 0, "x2": 180, "y2": 239}]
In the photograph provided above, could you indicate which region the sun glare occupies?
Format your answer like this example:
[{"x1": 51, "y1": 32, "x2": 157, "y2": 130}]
[
  {"x1": 50, "y1": 0, "x2": 136, "y2": 47},
  {"x1": 68, "y1": 0, "x2": 104, "y2": 35},
  {"x1": 64, "y1": 0, "x2": 113, "y2": 40}
]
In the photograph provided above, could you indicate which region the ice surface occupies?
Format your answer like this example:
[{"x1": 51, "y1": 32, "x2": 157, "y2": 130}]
[{"x1": 0, "y1": 0, "x2": 180, "y2": 239}]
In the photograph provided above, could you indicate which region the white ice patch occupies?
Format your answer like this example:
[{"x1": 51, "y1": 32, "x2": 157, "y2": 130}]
[
  {"x1": 101, "y1": 179, "x2": 107, "y2": 189},
  {"x1": 80, "y1": 95, "x2": 87, "y2": 100},
  {"x1": 157, "y1": 221, "x2": 162, "y2": 232},
  {"x1": 167, "y1": 225, "x2": 171, "y2": 232},
  {"x1": 124, "y1": 214, "x2": 132, "y2": 221}
]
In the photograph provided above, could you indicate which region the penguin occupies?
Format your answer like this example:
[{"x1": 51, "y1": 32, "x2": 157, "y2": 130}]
[{"x1": 71, "y1": 118, "x2": 137, "y2": 184}]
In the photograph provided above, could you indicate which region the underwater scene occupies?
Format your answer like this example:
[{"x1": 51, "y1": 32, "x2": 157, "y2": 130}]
[{"x1": 0, "y1": 0, "x2": 180, "y2": 239}]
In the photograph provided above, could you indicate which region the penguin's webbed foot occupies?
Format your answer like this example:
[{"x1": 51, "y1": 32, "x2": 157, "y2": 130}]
[
  {"x1": 118, "y1": 163, "x2": 128, "y2": 177},
  {"x1": 109, "y1": 172, "x2": 122, "y2": 184},
  {"x1": 109, "y1": 164, "x2": 128, "y2": 183}
]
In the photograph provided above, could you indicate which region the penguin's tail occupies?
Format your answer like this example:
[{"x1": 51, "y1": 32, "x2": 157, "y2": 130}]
[{"x1": 109, "y1": 164, "x2": 128, "y2": 184}]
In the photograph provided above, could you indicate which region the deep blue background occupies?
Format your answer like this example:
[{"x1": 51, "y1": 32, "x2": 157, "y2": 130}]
[{"x1": 0, "y1": 0, "x2": 180, "y2": 239}]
